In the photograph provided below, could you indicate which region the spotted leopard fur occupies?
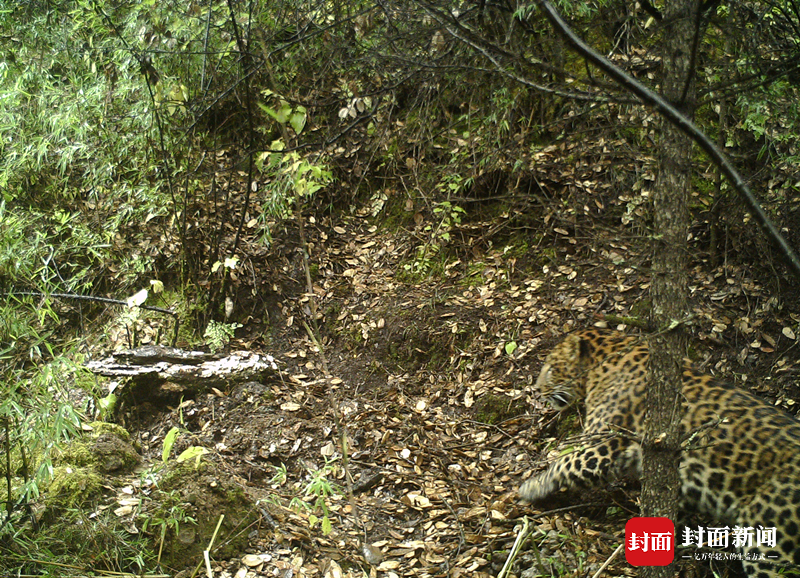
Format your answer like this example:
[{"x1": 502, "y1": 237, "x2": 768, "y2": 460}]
[{"x1": 519, "y1": 329, "x2": 800, "y2": 577}]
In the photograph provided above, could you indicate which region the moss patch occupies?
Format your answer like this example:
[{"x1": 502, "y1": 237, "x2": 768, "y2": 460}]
[
  {"x1": 555, "y1": 411, "x2": 581, "y2": 438},
  {"x1": 151, "y1": 460, "x2": 257, "y2": 570},
  {"x1": 56, "y1": 422, "x2": 140, "y2": 474},
  {"x1": 46, "y1": 466, "x2": 103, "y2": 508},
  {"x1": 473, "y1": 394, "x2": 527, "y2": 425}
]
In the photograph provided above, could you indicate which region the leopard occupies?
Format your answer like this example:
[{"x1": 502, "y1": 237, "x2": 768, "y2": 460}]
[{"x1": 519, "y1": 329, "x2": 800, "y2": 578}]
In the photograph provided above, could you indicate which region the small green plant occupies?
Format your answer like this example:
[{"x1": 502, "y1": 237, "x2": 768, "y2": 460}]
[
  {"x1": 403, "y1": 201, "x2": 466, "y2": 278},
  {"x1": 116, "y1": 306, "x2": 142, "y2": 349},
  {"x1": 437, "y1": 172, "x2": 467, "y2": 196},
  {"x1": 161, "y1": 426, "x2": 209, "y2": 468},
  {"x1": 289, "y1": 496, "x2": 311, "y2": 512},
  {"x1": 269, "y1": 463, "x2": 288, "y2": 486},
  {"x1": 430, "y1": 201, "x2": 466, "y2": 242},
  {"x1": 140, "y1": 491, "x2": 197, "y2": 546},
  {"x1": 258, "y1": 90, "x2": 307, "y2": 136},
  {"x1": 300, "y1": 459, "x2": 342, "y2": 536},
  {"x1": 204, "y1": 320, "x2": 241, "y2": 353},
  {"x1": 162, "y1": 427, "x2": 181, "y2": 463},
  {"x1": 176, "y1": 445, "x2": 210, "y2": 467},
  {"x1": 259, "y1": 494, "x2": 283, "y2": 508},
  {"x1": 255, "y1": 141, "x2": 333, "y2": 245}
]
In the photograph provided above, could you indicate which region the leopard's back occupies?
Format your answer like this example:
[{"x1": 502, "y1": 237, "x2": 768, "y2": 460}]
[{"x1": 522, "y1": 329, "x2": 800, "y2": 577}]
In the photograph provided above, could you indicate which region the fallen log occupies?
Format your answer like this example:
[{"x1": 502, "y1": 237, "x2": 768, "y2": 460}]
[{"x1": 86, "y1": 346, "x2": 279, "y2": 416}]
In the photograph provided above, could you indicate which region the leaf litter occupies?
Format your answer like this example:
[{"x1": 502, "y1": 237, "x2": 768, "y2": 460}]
[{"x1": 120, "y1": 135, "x2": 800, "y2": 578}]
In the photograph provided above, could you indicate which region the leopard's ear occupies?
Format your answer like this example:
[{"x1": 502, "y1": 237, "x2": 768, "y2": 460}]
[
  {"x1": 562, "y1": 333, "x2": 594, "y2": 362},
  {"x1": 561, "y1": 334, "x2": 584, "y2": 363}
]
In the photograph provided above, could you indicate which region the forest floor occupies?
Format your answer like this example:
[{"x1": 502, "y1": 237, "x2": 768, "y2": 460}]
[{"x1": 101, "y1": 167, "x2": 800, "y2": 578}]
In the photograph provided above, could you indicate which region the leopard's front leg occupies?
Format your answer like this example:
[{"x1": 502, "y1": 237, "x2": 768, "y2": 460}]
[{"x1": 519, "y1": 435, "x2": 639, "y2": 502}]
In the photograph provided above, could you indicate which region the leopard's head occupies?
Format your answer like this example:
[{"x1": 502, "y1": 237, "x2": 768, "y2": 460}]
[{"x1": 535, "y1": 334, "x2": 592, "y2": 411}]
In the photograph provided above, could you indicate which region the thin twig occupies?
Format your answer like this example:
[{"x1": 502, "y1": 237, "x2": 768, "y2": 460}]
[
  {"x1": 591, "y1": 543, "x2": 624, "y2": 578},
  {"x1": 296, "y1": 213, "x2": 367, "y2": 554},
  {"x1": 4, "y1": 291, "x2": 177, "y2": 318},
  {"x1": 498, "y1": 516, "x2": 530, "y2": 578}
]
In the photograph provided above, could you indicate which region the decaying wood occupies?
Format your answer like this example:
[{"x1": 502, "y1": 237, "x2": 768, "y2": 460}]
[
  {"x1": 113, "y1": 345, "x2": 213, "y2": 366},
  {"x1": 86, "y1": 346, "x2": 278, "y2": 396}
]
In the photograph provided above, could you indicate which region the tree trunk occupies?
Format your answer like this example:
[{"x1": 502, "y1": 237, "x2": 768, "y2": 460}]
[{"x1": 641, "y1": 1, "x2": 699, "y2": 576}]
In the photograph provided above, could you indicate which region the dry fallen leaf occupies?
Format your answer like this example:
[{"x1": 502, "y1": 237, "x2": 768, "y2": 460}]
[
  {"x1": 402, "y1": 492, "x2": 431, "y2": 508},
  {"x1": 362, "y1": 543, "x2": 383, "y2": 566},
  {"x1": 114, "y1": 505, "x2": 134, "y2": 516},
  {"x1": 325, "y1": 559, "x2": 343, "y2": 578},
  {"x1": 242, "y1": 553, "x2": 271, "y2": 567}
]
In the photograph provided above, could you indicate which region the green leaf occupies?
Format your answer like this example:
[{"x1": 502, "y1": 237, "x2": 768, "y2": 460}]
[
  {"x1": 97, "y1": 394, "x2": 117, "y2": 417},
  {"x1": 163, "y1": 427, "x2": 180, "y2": 463},
  {"x1": 275, "y1": 100, "x2": 292, "y2": 124},
  {"x1": 177, "y1": 445, "x2": 209, "y2": 467},
  {"x1": 289, "y1": 106, "x2": 307, "y2": 134},
  {"x1": 257, "y1": 102, "x2": 279, "y2": 121},
  {"x1": 504, "y1": 341, "x2": 518, "y2": 356},
  {"x1": 321, "y1": 515, "x2": 332, "y2": 535}
]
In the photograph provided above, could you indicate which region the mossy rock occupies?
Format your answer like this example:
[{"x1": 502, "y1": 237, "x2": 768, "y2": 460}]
[
  {"x1": 46, "y1": 466, "x2": 103, "y2": 508},
  {"x1": 152, "y1": 459, "x2": 257, "y2": 570},
  {"x1": 88, "y1": 421, "x2": 134, "y2": 444},
  {"x1": 57, "y1": 422, "x2": 140, "y2": 474}
]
